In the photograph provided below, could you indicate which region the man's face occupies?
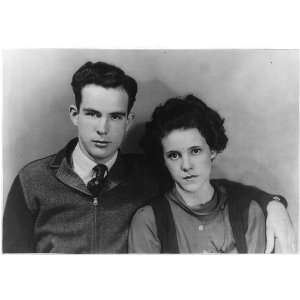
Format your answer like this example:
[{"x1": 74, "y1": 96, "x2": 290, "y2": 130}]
[{"x1": 70, "y1": 84, "x2": 132, "y2": 163}]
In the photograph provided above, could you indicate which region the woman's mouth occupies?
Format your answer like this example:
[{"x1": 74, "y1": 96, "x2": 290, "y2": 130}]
[{"x1": 183, "y1": 175, "x2": 197, "y2": 181}]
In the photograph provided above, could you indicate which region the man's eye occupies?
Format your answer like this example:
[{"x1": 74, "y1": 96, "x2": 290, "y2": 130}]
[
  {"x1": 167, "y1": 152, "x2": 179, "y2": 160},
  {"x1": 111, "y1": 114, "x2": 123, "y2": 120},
  {"x1": 85, "y1": 111, "x2": 97, "y2": 117}
]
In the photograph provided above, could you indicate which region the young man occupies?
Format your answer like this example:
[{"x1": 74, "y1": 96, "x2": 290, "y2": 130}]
[{"x1": 2, "y1": 61, "x2": 296, "y2": 253}]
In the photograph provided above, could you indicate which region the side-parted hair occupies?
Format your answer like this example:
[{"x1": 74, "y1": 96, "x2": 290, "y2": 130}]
[
  {"x1": 71, "y1": 61, "x2": 138, "y2": 112},
  {"x1": 140, "y1": 94, "x2": 228, "y2": 189}
]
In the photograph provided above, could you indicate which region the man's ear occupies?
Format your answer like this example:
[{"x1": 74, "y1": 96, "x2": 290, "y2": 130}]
[
  {"x1": 126, "y1": 112, "x2": 135, "y2": 131},
  {"x1": 69, "y1": 105, "x2": 79, "y2": 126}
]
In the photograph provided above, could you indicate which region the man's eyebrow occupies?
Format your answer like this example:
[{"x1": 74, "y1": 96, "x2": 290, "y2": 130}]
[
  {"x1": 81, "y1": 108, "x2": 127, "y2": 116},
  {"x1": 82, "y1": 108, "x2": 100, "y2": 113},
  {"x1": 110, "y1": 111, "x2": 127, "y2": 116}
]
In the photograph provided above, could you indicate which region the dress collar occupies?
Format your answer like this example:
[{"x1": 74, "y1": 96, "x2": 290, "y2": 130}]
[{"x1": 165, "y1": 182, "x2": 227, "y2": 221}]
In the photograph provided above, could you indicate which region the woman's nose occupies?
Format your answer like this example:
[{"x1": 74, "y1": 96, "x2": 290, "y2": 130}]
[{"x1": 181, "y1": 155, "x2": 192, "y2": 172}]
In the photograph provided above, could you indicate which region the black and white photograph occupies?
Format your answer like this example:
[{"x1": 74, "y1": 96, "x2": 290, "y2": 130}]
[
  {"x1": 2, "y1": 49, "x2": 298, "y2": 254},
  {"x1": 1, "y1": 1, "x2": 300, "y2": 299}
]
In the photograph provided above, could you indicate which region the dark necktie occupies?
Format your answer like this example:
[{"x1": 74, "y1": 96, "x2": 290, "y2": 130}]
[{"x1": 87, "y1": 164, "x2": 108, "y2": 196}]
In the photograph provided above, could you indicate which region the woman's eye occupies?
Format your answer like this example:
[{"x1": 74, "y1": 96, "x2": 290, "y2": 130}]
[{"x1": 191, "y1": 148, "x2": 202, "y2": 155}]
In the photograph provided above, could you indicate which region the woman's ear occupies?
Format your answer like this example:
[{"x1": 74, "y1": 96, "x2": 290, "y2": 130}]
[{"x1": 210, "y1": 151, "x2": 217, "y2": 161}]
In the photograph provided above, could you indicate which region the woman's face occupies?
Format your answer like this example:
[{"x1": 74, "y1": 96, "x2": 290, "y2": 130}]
[{"x1": 161, "y1": 128, "x2": 216, "y2": 194}]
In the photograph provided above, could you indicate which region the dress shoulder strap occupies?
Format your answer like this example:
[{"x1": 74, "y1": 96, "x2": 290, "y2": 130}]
[
  {"x1": 150, "y1": 195, "x2": 179, "y2": 253},
  {"x1": 212, "y1": 179, "x2": 252, "y2": 253}
]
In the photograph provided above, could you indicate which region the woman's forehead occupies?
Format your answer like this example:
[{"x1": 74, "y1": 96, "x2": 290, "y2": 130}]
[{"x1": 162, "y1": 128, "x2": 207, "y2": 149}]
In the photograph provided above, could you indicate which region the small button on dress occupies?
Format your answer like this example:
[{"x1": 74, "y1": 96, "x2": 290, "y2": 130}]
[{"x1": 198, "y1": 224, "x2": 204, "y2": 231}]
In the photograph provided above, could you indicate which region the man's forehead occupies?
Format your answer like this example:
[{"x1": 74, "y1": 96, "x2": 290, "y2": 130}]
[
  {"x1": 82, "y1": 84, "x2": 128, "y2": 98},
  {"x1": 81, "y1": 84, "x2": 129, "y2": 113},
  {"x1": 81, "y1": 103, "x2": 128, "y2": 114}
]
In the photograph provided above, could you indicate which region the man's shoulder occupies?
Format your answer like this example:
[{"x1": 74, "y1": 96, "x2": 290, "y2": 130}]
[
  {"x1": 119, "y1": 152, "x2": 157, "y2": 185},
  {"x1": 119, "y1": 152, "x2": 145, "y2": 160},
  {"x1": 19, "y1": 154, "x2": 56, "y2": 177},
  {"x1": 18, "y1": 139, "x2": 75, "y2": 177},
  {"x1": 119, "y1": 152, "x2": 149, "y2": 168}
]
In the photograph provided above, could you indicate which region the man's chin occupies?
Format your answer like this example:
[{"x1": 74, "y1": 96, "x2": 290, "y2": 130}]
[{"x1": 91, "y1": 149, "x2": 116, "y2": 162}]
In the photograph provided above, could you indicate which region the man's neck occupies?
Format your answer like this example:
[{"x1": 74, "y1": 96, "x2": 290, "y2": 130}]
[{"x1": 72, "y1": 143, "x2": 118, "y2": 184}]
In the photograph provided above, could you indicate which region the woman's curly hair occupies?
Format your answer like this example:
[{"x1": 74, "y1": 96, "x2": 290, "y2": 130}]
[{"x1": 140, "y1": 94, "x2": 228, "y2": 190}]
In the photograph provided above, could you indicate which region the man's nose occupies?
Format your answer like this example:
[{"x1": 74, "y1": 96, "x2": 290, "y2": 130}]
[
  {"x1": 96, "y1": 117, "x2": 109, "y2": 135},
  {"x1": 181, "y1": 154, "x2": 192, "y2": 172}
]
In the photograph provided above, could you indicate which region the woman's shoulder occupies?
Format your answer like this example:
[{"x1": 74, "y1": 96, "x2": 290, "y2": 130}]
[
  {"x1": 132, "y1": 205, "x2": 155, "y2": 225},
  {"x1": 134, "y1": 205, "x2": 154, "y2": 216}
]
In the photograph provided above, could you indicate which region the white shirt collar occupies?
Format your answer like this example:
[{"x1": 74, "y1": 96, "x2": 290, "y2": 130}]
[{"x1": 72, "y1": 142, "x2": 118, "y2": 185}]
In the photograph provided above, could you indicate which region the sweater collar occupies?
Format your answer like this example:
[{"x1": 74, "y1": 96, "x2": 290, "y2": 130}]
[
  {"x1": 49, "y1": 138, "x2": 129, "y2": 195},
  {"x1": 50, "y1": 138, "x2": 78, "y2": 168}
]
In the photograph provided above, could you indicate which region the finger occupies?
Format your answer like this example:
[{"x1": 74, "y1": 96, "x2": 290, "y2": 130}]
[
  {"x1": 291, "y1": 230, "x2": 297, "y2": 253},
  {"x1": 280, "y1": 228, "x2": 297, "y2": 253},
  {"x1": 265, "y1": 227, "x2": 275, "y2": 253},
  {"x1": 277, "y1": 235, "x2": 294, "y2": 253},
  {"x1": 288, "y1": 230, "x2": 297, "y2": 253},
  {"x1": 292, "y1": 240, "x2": 297, "y2": 253},
  {"x1": 275, "y1": 239, "x2": 281, "y2": 253}
]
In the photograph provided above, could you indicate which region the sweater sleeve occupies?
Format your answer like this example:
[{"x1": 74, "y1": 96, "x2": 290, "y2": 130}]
[
  {"x1": 128, "y1": 206, "x2": 161, "y2": 253},
  {"x1": 217, "y1": 179, "x2": 288, "y2": 216},
  {"x1": 249, "y1": 190, "x2": 287, "y2": 217},
  {"x1": 246, "y1": 201, "x2": 266, "y2": 253},
  {"x1": 3, "y1": 176, "x2": 36, "y2": 253}
]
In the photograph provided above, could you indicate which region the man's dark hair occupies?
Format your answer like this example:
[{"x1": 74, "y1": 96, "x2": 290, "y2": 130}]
[
  {"x1": 71, "y1": 61, "x2": 138, "y2": 112},
  {"x1": 140, "y1": 94, "x2": 228, "y2": 190}
]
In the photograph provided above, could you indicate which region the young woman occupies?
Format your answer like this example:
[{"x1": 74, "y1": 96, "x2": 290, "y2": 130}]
[{"x1": 129, "y1": 95, "x2": 273, "y2": 253}]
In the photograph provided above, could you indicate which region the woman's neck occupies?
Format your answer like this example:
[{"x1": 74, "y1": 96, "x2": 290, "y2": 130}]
[{"x1": 176, "y1": 181, "x2": 215, "y2": 207}]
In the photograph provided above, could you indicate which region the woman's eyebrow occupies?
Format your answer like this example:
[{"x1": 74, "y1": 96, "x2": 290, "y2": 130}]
[{"x1": 165, "y1": 150, "x2": 180, "y2": 154}]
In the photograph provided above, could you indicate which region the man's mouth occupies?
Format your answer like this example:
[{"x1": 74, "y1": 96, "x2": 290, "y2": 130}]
[{"x1": 93, "y1": 140, "x2": 111, "y2": 147}]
